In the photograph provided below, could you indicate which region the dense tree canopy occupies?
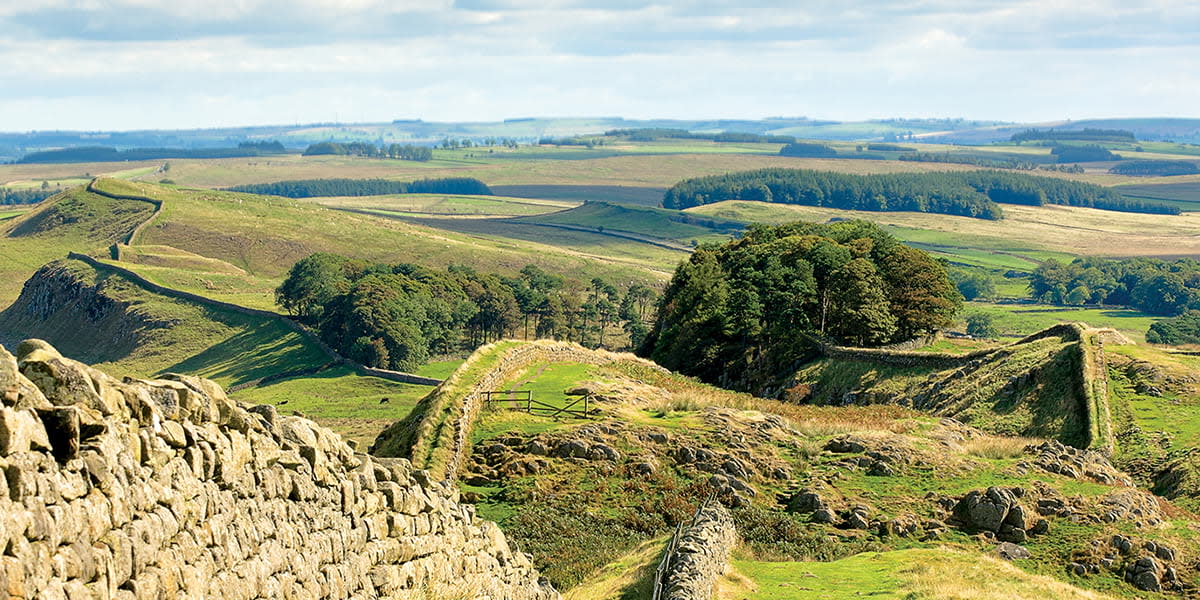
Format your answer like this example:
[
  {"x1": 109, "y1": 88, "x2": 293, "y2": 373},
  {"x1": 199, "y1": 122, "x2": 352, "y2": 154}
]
[
  {"x1": 1029, "y1": 257, "x2": 1200, "y2": 316},
  {"x1": 0, "y1": 187, "x2": 58, "y2": 205},
  {"x1": 1109, "y1": 160, "x2": 1200, "y2": 176},
  {"x1": 277, "y1": 255, "x2": 656, "y2": 371},
  {"x1": 226, "y1": 177, "x2": 491, "y2": 198},
  {"x1": 639, "y1": 220, "x2": 960, "y2": 389},
  {"x1": 1011, "y1": 129, "x2": 1136, "y2": 143},
  {"x1": 778, "y1": 143, "x2": 838, "y2": 158},
  {"x1": 1146, "y1": 312, "x2": 1200, "y2": 345},
  {"x1": 662, "y1": 168, "x2": 1178, "y2": 217},
  {"x1": 1050, "y1": 145, "x2": 1120, "y2": 163},
  {"x1": 302, "y1": 142, "x2": 432, "y2": 161}
]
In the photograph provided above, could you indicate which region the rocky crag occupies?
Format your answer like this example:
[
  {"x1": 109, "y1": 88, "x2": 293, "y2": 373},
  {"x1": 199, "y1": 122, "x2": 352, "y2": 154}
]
[{"x1": 0, "y1": 339, "x2": 558, "y2": 599}]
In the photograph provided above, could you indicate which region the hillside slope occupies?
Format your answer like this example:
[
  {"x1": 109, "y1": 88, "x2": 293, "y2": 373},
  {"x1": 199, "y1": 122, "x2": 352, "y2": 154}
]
[
  {"x1": 369, "y1": 339, "x2": 1198, "y2": 598},
  {"x1": 0, "y1": 185, "x2": 154, "y2": 308},
  {"x1": 790, "y1": 325, "x2": 1115, "y2": 452},
  {"x1": 87, "y1": 178, "x2": 672, "y2": 287},
  {"x1": 0, "y1": 258, "x2": 328, "y2": 387}
]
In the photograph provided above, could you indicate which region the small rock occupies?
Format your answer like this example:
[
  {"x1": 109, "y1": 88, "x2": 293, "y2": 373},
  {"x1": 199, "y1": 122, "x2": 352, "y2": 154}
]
[
  {"x1": 1029, "y1": 518, "x2": 1049, "y2": 536},
  {"x1": 587, "y1": 443, "x2": 620, "y2": 462},
  {"x1": 811, "y1": 508, "x2": 836, "y2": 524},
  {"x1": 996, "y1": 542, "x2": 1030, "y2": 560}
]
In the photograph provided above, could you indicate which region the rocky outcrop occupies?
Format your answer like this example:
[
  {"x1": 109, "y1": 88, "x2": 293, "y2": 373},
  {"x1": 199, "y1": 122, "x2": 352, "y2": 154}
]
[
  {"x1": 1022, "y1": 440, "x2": 1131, "y2": 486},
  {"x1": 661, "y1": 502, "x2": 736, "y2": 600},
  {"x1": 949, "y1": 486, "x2": 1046, "y2": 544},
  {"x1": 0, "y1": 340, "x2": 558, "y2": 599}
]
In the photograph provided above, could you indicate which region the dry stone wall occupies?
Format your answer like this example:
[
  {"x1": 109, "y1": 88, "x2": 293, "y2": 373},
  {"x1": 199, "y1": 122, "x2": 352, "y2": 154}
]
[
  {"x1": 0, "y1": 339, "x2": 557, "y2": 600},
  {"x1": 661, "y1": 502, "x2": 736, "y2": 600},
  {"x1": 387, "y1": 340, "x2": 668, "y2": 481}
]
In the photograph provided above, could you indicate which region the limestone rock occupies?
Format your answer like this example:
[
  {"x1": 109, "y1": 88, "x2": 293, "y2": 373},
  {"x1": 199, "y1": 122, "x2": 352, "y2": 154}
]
[
  {"x1": 0, "y1": 341, "x2": 560, "y2": 600},
  {"x1": 996, "y1": 542, "x2": 1030, "y2": 560}
]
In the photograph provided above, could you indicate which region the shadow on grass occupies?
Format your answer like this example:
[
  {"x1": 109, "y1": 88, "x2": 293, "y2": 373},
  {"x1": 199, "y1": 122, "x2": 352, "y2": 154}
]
[{"x1": 162, "y1": 314, "x2": 327, "y2": 386}]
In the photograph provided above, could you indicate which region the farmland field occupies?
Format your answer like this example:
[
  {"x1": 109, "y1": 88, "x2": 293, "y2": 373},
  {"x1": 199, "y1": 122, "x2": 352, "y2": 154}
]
[
  {"x1": 311, "y1": 193, "x2": 576, "y2": 217},
  {"x1": 111, "y1": 150, "x2": 985, "y2": 190},
  {"x1": 962, "y1": 302, "x2": 1156, "y2": 342},
  {"x1": 688, "y1": 200, "x2": 1200, "y2": 261},
  {"x1": 490, "y1": 184, "x2": 666, "y2": 206}
]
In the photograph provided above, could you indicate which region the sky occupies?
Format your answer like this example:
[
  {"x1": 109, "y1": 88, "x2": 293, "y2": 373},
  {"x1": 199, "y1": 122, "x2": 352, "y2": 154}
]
[{"x1": 0, "y1": 0, "x2": 1197, "y2": 131}]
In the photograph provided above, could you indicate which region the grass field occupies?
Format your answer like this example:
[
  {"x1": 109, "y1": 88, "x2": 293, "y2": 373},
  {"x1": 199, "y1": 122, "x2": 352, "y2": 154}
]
[
  {"x1": 229, "y1": 365, "x2": 432, "y2": 449},
  {"x1": 414, "y1": 358, "x2": 467, "y2": 380},
  {"x1": 688, "y1": 200, "x2": 1200, "y2": 261},
  {"x1": 116, "y1": 151, "x2": 986, "y2": 191},
  {"x1": 80, "y1": 179, "x2": 672, "y2": 290},
  {"x1": 101, "y1": 259, "x2": 282, "y2": 312},
  {"x1": 0, "y1": 187, "x2": 155, "y2": 309},
  {"x1": 383, "y1": 215, "x2": 687, "y2": 277},
  {"x1": 471, "y1": 361, "x2": 599, "y2": 442},
  {"x1": 311, "y1": 193, "x2": 577, "y2": 217},
  {"x1": 518, "y1": 202, "x2": 741, "y2": 244},
  {"x1": 0, "y1": 258, "x2": 329, "y2": 388},
  {"x1": 1114, "y1": 181, "x2": 1200, "y2": 211},
  {"x1": 491, "y1": 184, "x2": 666, "y2": 207},
  {"x1": 963, "y1": 302, "x2": 1157, "y2": 342},
  {"x1": 727, "y1": 549, "x2": 1120, "y2": 600}
]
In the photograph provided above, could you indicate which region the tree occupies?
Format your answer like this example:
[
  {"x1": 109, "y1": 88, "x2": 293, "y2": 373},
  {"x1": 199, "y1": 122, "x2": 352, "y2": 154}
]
[
  {"x1": 826, "y1": 258, "x2": 897, "y2": 346},
  {"x1": 954, "y1": 271, "x2": 996, "y2": 301},
  {"x1": 881, "y1": 246, "x2": 961, "y2": 339},
  {"x1": 1065, "y1": 285, "x2": 1090, "y2": 306},
  {"x1": 966, "y1": 313, "x2": 998, "y2": 339},
  {"x1": 275, "y1": 253, "x2": 360, "y2": 320}
]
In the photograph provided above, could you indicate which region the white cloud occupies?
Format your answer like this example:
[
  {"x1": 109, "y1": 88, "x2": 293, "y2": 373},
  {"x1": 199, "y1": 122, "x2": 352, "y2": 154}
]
[{"x1": 0, "y1": 1, "x2": 1196, "y2": 130}]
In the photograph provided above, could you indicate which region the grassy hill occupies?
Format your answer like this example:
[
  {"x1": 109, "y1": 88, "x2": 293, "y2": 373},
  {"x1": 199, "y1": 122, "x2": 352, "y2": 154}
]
[
  {"x1": 368, "y1": 338, "x2": 1200, "y2": 598},
  {"x1": 85, "y1": 178, "x2": 671, "y2": 288},
  {"x1": 0, "y1": 185, "x2": 155, "y2": 308}
]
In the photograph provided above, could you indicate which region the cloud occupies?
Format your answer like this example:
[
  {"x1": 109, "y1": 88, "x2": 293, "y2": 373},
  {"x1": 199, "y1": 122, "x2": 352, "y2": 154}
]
[{"x1": 0, "y1": 1, "x2": 1196, "y2": 130}]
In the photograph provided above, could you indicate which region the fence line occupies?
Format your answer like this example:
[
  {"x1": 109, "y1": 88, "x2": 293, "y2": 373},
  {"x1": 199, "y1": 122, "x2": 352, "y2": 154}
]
[{"x1": 482, "y1": 390, "x2": 594, "y2": 419}]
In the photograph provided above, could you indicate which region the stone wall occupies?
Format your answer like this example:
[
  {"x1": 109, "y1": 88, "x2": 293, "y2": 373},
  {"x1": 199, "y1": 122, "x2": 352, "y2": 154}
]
[
  {"x1": 661, "y1": 502, "x2": 736, "y2": 600},
  {"x1": 0, "y1": 339, "x2": 557, "y2": 600},
  {"x1": 378, "y1": 340, "x2": 667, "y2": 481}
]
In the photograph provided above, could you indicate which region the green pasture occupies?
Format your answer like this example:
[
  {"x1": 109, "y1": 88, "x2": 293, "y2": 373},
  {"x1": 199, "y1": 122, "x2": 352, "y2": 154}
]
[
  {"x1": 963, "y1": 302, "x2": 1156, "y2": 342},
  {"x1": 519, "y1": 202, "x2": 740, "y2": 243},
  {"x1": 311, "y1": 193, "x2": 576, "y2": 217},
  {"x1": 230, "y1": 366, "x2": 433, "y2": 449}
]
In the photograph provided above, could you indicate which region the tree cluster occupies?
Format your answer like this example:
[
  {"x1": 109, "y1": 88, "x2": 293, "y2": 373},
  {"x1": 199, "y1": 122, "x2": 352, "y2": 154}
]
[
  {"x1": 779, "y1": 143, "x2": 838, "y2": 158},
  {"x1": 604, "y1": 128, "x2": 796, "y2": 144},
  {"x1": 1050, "y1": 144, "x2": 1120, "y2": 163},
  {"x1": 950, "y1": 269, "x2": 997, "y2": 301},
  {"x1": 866, "y1": 143, "x2": 915, "y2": 152},
  {"x1": 1146, "y1": 312, "x2": 1200, "y2": 345},
  {"x1": 277, "y1": 254, "x2": 658, "y2": 371},
  {"x1": 302, "y1": 142, "x2": 432, "y2": 161},
  {"x1": 1029, "y1": 257, "x2": 1200, "y2": 316},
  {"x1": 0, "y1": 187, "x2": 58, "y2": 205},
  {"x1": 1011, "y1": 128, "x2": 1136, "y2": 143},
  {"x1": 237, "y1": 141, "x2": 287, "y2": 152},
  {"x1": 898, "y1": 151, "x2": 1040, "y2": 170},
  {"x1": 662, "y1": 168, "x2": 1179, "y2": 217},
  {"x1": 17, "y1": 145, "x2": 288, "y2": 164},
  {"x1": 1109, "y1": 160, "x2": 1200, "y2": 177},
  {"x1": 640, "y1": 220, "x2": 960, "y2": 388},
  {"x1": 226, "y1": 177, "x2": 491, "y2": 198}
]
